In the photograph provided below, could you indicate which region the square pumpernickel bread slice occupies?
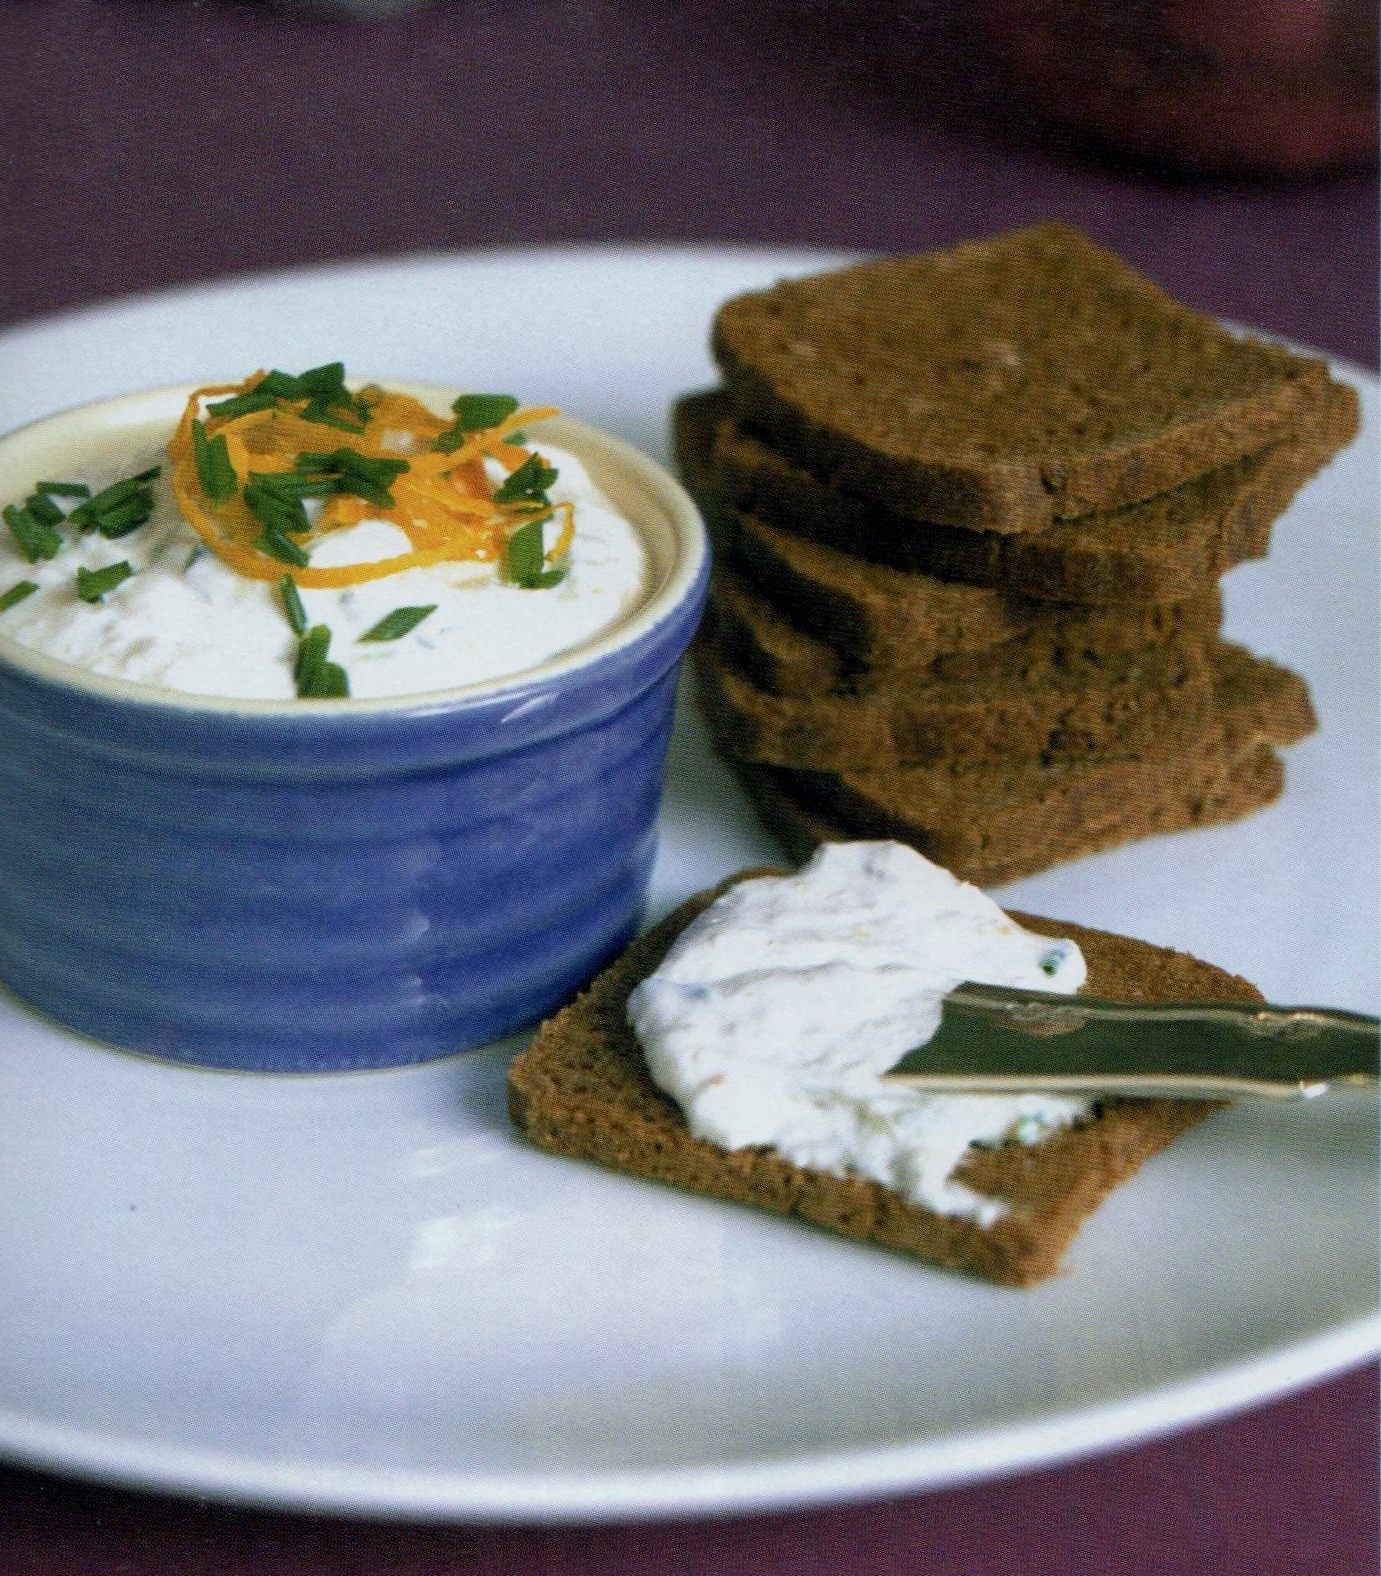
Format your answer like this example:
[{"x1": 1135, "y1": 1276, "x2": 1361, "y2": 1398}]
[
  {"x1": 710, "y1": 222, "x2": 1347, "y2": 532},
  {"x1": 737, "y1": 745, "x2": 1287, "y2": 889},
  {"x1": 694, "y1": 630, "x2": 1222, "y2": 773},
  {"x1": 702, "y1": 641, "x2": 1316, "y2": 886},
  {"x1": 677, "y1": 385, "x2": 1359, "y2": 605},
  {"x1": 507, "y1": 874, "x2": 1262, "y2": 1287},
  {"x1": 708, "y1": 556, "x2": 1223, "y2": 694}
]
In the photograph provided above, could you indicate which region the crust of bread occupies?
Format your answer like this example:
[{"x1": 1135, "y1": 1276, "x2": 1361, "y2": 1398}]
[{"x1": 507, "y1": 875, "x2": 1263, "y2": 1287}]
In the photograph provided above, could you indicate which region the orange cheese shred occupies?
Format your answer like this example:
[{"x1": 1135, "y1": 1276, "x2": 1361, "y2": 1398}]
[{"x1": 167, "y1": 376, "x2": 571, "y2": 589}]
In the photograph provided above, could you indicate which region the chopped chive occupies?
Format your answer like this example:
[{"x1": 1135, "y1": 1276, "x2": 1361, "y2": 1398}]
[
  {"x1": 339, "y1": 448, "x2": 408, "y2": 485},
  {"x1": 294, "y1": 624, "x2": 349, "y2": 698},
  {"x1": 88, "y1": 474, "x2": 156, "y2": 510},
  {"x1": 279, "y1": 575, "x2": 308, "y2": 636},
  {"x1": 252, "y1": 472, "x2": 336, "y2": 500},
  {"x1": 244, "y1": 478, "x2": 311, "y2": 538},
  {"x1": 92, "y1": 497, "x2": 153, "y2": 539},
  {"x1": 256, "y1": 370, "x2": 307, "y2": 399},
  {"x1": 524, "y1": 568, "x2": 566, "y2": 589},
  {"x1": 295, "y1": 448, "x2": 408, "y2": 508},
  {"x1": 434, "y1": 393, "x2": 521, "y2": 452},
  {"x1": 68, "y1": 468, "x2": 159, "y2": 538},
  {"x1": 299, "y1": 362, "x2": 350, "y2": 394},
  {"x1": 504, "y1": 516, "x2": 565, "y2": 588},
  {"x1": 506, "y1": 516, "x2": 545, "y2": 584},
  {"x1": 252, "y1": 528, "x2": 311, "y2": 568},
  {"x1": 359, "y1": 605, "x2": 436, "y2": 642},
  {"x1": 4, "y1": 503, "x2": 62, "y2": 562},
  {"x1": 304, "y1": 660, "x2": 350, "y2": 698},
  {"x1": 300, "y1": 404, "x2": 366, "y2": 434},
  {"x1": 494, "y1": 452, "x2": 558, "y2": 507},
  {"x1": 0, "y1": 580, "x2": 39, "y2": 612},
  {"x1": 76, "y1": 561, "x2": 134, "y2": 603},
  {"x1": 228, "y1": 368, "x2": 372, "y2": 438},
  {"x1": 205, "y1": 390, "x2": 278, "y2": 420},
  {"x1": 453, "y1": 394, "x2": 520, "y2": 429},
  {"x1": 25, "y1": 492, "x2": 64, "y2": 528},
  {"x1": 35, "y1": 481, "x2": 91, "y2": 499},
  {"x1": 294, "y1": 623, "x2": 331, "y2": 691},
  {"x1": 192, "y1": 420, "x2": 238, "y2": 503},
  {"x1": 251, "y1": 363, "x2": 370, "y2": 431}
]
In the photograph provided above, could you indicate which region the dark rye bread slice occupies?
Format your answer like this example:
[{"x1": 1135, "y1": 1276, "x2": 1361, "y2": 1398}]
[
  {"x1": 695, "y1": 631, "x2": 1222, "y2": 772},
  {"x1": 702, "y1": 642, "x2": 1316, "y2": 886},
  {"x1": 680, "y1": 385, "x2": 1359, "y2": 605},
  {"x1": 710, "y1": 222, "x2": 1343, "y2": 531},
  {"x1": 734, "y1": 747, "x2": 1286, "y2": 890},
  {"x1": 507, "y1": 872, "x2": 1262, "y2": 1287},
  {"x1": 708, "y1": 557, "x2": 1222, "y2": 694}
]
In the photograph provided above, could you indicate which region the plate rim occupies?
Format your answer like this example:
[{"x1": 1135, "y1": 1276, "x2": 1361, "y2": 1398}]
[{"x1": 0, "y1": 1302, "x2": 1375, "y2": 1524}]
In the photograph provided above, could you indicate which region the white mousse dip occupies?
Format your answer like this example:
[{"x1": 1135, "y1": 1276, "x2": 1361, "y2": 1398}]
[
  {"x1": 0, "y1": 393, "x2": 649, "y2": 702},
  {"x1": 627, "y1": 841, "x2": 1091, "y2": 1225}
]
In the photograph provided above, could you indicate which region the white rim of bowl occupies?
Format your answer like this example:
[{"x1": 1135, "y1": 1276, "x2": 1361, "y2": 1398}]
[{"x1": 0, "y1": 383, "x2": 709, "y2": 718}]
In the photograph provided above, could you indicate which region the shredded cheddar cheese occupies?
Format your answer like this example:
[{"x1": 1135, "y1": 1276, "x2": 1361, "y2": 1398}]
[{"x1": 167, "y1": 373, "x2": 571, "y2": 589}]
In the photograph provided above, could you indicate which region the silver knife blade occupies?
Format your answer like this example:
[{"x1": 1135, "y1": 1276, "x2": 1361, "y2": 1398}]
[{"x1": 882, "y1": 984, "x2": 1380, "y2": 1100}]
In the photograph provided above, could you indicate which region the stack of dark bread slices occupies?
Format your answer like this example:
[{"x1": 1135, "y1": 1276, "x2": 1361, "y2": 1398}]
[{"x1": 676, "y1": 223, "x2": 1359, "y2": 886}]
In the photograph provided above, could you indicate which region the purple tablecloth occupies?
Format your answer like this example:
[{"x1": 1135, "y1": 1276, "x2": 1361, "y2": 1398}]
[{"x1": 0, "y1": 1, "x2": 1376, "y2": 1570}]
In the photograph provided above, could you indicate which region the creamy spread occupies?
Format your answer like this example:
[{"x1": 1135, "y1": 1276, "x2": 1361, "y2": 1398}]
[
  {"x1": 0, "y1": 409, "x2": 649, "y2": 702},
  {"x1": 627, "y1": 842, "x2": 1091, "y2": 1225}
]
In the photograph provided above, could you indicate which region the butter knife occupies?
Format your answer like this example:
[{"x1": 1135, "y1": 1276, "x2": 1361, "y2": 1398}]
[{"x1": 883, "y1": 985, "x2": 1380, "y2": 1101}]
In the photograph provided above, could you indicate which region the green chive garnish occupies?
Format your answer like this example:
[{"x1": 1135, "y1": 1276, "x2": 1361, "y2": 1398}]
[
  {"x1": 295, "y1": 623, "x2": 329, "y2": 686},
  {"x1": 279, "y1": 575, "x2": 308, "y2": 636},
  {"x1": 204, "y1": 390, "x2": 278, "y2": 420},
  {"x1": 4, "y1": 503, "x2": 62, "y2": 563},
  {"x1": 68, "y1": 468, "x2": 160, "y2": 538},
  {"x1": 245, "y1": 476, "x2": 311, "y2": 534},
  {"x1": 434, "y1": 393, "x2": 521, "y2": 452},
  {"x1": 295, "y1": 448, "x2": 409, "y2": 509},
  {"x1": 252, "y1": 528, "x2": 311, "y2": 568},
  {"x1": 192, "y1": 420, "x2": 238, "y2": 503},
  {"x1": 206, "y1": 365, "x2": 370, "y2": 430},
  {"x1": 505, "y1": 516, "x2": 565, "y2": 589},
  {"x1": 0, "y1": 580, "x2": 39, "y2": 612},
  {"x1": 25, "y1": 492, "x2": 64, "y2": 528},
  {"x1": 360, "y1": 605, "x2": 436, "y2": 642},
  {"x1": 88, "y1": 497, "x2": 151, "y2": 539},
  {"x1": 294, "y1": 624, "x2": 349, "y2": 698},
  {"x1": 494, "y1": 452, "x2": 558, "y2": 507},
  {"x1": 249, "y1": 364, "x2": 369, "y2": 432},
  {"x1": 35, "y1": 481, "x2": 91, "y2": 499},
  {"x1": 76, "y1": 561, "x2": 134, "y2": 603},
  {"x1": 306, "y1": 661, "x2": 350, "y2": 697}
]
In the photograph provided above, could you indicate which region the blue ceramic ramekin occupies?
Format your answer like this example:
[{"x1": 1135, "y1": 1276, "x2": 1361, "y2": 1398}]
[{"x1": 0, "y1": 387, "x2": 708, "y2": 1071}]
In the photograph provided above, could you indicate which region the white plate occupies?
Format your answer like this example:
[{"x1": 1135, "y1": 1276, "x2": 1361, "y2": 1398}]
[{"x1": 0, "y1": 248, "x2": 1376, "y2": 1524}]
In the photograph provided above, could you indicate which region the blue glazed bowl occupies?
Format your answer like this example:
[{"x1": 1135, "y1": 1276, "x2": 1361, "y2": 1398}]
[{"x1": 0, "y1": 386, "x2": 709, "y2": 1071}]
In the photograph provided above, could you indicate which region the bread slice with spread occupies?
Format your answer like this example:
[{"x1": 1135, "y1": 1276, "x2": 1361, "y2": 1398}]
[{"x1": 507, "y1": 866, "x2": 1262, "y2": 1287}]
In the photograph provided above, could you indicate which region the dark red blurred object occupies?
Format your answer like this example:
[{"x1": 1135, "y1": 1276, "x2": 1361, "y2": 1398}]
[{"x1": 974, "y1": 0, "x2": 1378, "y2": 175}]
